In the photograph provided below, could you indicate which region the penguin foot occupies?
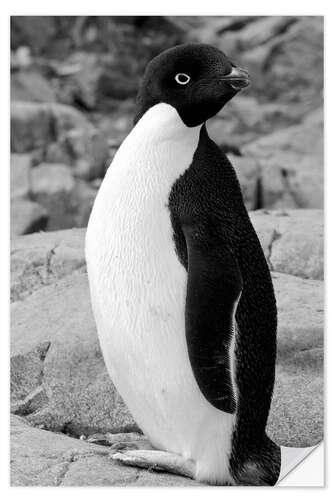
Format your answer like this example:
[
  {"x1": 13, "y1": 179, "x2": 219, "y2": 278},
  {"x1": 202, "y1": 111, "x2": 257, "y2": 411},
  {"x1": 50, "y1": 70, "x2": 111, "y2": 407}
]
[
  {"x1": 87, "y1": 432, "x2": 153, "y2": 451},
  {"x1": 110, "y1": 449, "x2": 196, "y2": 479}
]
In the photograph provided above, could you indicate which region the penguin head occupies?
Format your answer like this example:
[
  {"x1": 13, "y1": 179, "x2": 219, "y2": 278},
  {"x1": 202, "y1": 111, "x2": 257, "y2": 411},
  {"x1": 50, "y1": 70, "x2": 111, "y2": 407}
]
[{"x1": 134, "y1": 43, "x2": 250, "y2": 127}]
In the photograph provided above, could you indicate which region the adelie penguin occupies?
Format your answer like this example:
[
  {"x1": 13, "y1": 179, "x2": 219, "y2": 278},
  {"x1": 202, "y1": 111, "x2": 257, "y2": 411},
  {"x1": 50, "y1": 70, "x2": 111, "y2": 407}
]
[{"x1": 86, "y1": 43, "x2": 315, "y2": 486}]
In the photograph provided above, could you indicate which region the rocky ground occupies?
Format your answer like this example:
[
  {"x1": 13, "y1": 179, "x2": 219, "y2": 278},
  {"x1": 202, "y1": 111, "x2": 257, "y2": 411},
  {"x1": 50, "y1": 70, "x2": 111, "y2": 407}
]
[
  {"x1": 10, "y1": 210, "x2": 323, "y2": 486},
  {"x1": 10, "y1": 16, "x2": 323, "y2": 235}
]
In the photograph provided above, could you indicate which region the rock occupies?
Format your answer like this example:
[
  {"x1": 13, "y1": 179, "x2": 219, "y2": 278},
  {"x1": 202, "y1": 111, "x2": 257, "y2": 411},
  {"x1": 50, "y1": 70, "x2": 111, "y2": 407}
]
[
  {"x1": 272, "y1": 272, "x2": 323, "y2": 354},
  {"x1": 268, "y1": 274, "x2": 323, "y2": 446},
  {"x1": 12, "y1": 386, "x2": 49, "y2": 416},
  {"x1": 11, "y1": 16, "x2": 57, "y2": 54},
  {"x1": 268, "y1": 348, "x2": 323, "y2": 448},
  {"x1": 91, "y1": 178, "x2": 103, "y2": 189},
  {"x1": 11, "y1": 341, "x2": 51, "y2": 402},
  {"x1": 188, "y1": 16, "x2": 259, "y2": 47},
  {"x1": 190, "y1": 16, "x2": 323, "y2": 111},
  {"x1": 10, "y1": 227, "x2": 86, "y2": 302},
  {"x1": 11, "y1": 46, "x2": 32, "y2": 70},
  {"x1": 54, "y1": 51, "x2": 139, "y2": 109},
  {"x1": 207, "y1": 95, "x2": 302, "y2": 149},
  {"x1": 31, "y1": 164, "x2": 76, "y2": 230},
  {"x1": 250, "y1": 209, "x2": 323, "y2": 280},
  {"x1": 11, "y1": 271, "x2": 137, "y2": 435},
  {"x1": 216, "y1": 16, "x2": 296, "y2": 55},
  {"x1": 98, "y1": 67, "x2": 138, "y2": 101},
  {"x1": 92, "y1": 102, "x2": 134, "y2": 147},
  {"x1": 11, "y1": 415, "x2": 197, "y2": 486},
  {"x1": 56, "y1": 52, "x2": 103, "y2": 109},
  {"x1": 227, "y1": 154, "x2": 260, "y2": 210},
  {"x1": 243, "y1": 109, "x2": 323, "y2": 159},
  {"x1": 70, "y1": 179, "x2": 97, "y2": 228},
  {"x1": 30, "y1": 164, "x2": 97, "y2": 231},
  {"x1": 11, "y1": 263, "x2": 323, "y2": 446},
  {"x1": 258, "y1": 17, "x2": 323, "y2": 104},
  {"x1": 48, "y1": 103, "x2": 109, "y2": 180},
  {"x1": 11, "y1": 101, "x2": 53, "y2": 153},
  {"x1": 10, "y1": 154, "x2": 32, "y2": 200},
  {"x1": 11, "y1": 199, "x2": 48, "y2": 237},
  {"x1": 11, "y1": 70, "x2": 57, "y2": 103},
  {"x1": 235, "y1": 17, "x2": 296, "y2": 50},
  {"x1": 243, "y1": 109, "x2": 323, "y2": 209},
  {"x1": 11, "y1": 101, "x2": 109, "y2": 181}
]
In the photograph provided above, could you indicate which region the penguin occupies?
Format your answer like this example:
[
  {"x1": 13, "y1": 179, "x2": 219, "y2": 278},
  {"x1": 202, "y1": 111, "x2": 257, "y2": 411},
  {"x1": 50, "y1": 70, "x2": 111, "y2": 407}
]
[{"x1": 85, "y1": 43, "x2": 316, "y2": 486}]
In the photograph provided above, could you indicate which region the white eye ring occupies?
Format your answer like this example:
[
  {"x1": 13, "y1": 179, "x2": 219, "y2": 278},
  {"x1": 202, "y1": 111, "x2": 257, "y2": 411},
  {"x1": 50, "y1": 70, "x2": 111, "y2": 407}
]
[{"x1": 175, "y1": 73, "x2": 191, "y2": 85}]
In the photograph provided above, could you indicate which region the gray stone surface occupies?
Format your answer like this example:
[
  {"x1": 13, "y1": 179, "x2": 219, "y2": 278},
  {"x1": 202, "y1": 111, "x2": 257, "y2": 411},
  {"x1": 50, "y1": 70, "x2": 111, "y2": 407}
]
[
  {"x1": 207, "y1": 95, "x2": 301, "y2": 149},
  {"x1": 11, "y1": 101, "x2": 109, "y2": 181},
  {"x1": 31, "y1": 164, "x2": 76, "y2": 230},
  {"x1": 11, "y1": 227, "x2": 86, "y2": 302},
  {"x1": 11, "y1": 101, "x2": 53, "y2": 153},
  {"x1": 227, "y1": 154, "x2": 260, "y2": 210},
  {"x1": 11, "y1": 70, "x2": 57, "y2": 103},
  {"x1": 11, "y1": 271, "x2": 137, "y2": 435},
  {"x1": 268, "y1": 272, "x2": 323, "y2": 447},
  {"x1": 250, "y1": 209, "x2": 323, "y2": 280},
  {"x1": 10, "y1": 154, "x2": 32, "y2": 200},
  {"x1": 243, "y1": 109, "x2": 323, "y2": 210},
  {"x1": 30, "y1": 164, "x2": 97, "y2": 231},
  {"x1": 11, "y1": 199, "x2": 48, "y2": 237},
  {"x1": 11, "y1": 415, "x2": 197, "y2": 486}
]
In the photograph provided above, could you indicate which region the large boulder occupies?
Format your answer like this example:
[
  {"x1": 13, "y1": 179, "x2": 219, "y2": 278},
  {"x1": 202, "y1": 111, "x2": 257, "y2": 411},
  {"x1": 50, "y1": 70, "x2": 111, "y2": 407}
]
[
  {"x1": 227, "y1": 154, "x2": 260, "y2": 210},
  {"x1": 56, "y1": 51, "x2": 139, "y2": 109},
  {"x1": 11, "y1": 69, "x2": 57, "y2": 103},
  {"x1": 11, "y1": 101, "x2": 109, "y2": 181},
  {"x1": 207, "y1": 95, "x2": 302, "y2": 150},
  {"x1": 243, "y1": 107, "x2": 323, "y2": 159},
  {"x1": 11, "y1": 227, "x2": 86, "y2": 302},
  {"x1": 31, "y1": 164, "x2": 76, "y2": 230},
  {"x1": 243, "y1": 108, "x2": 323, "y2": 209},
  {"x1": 10, "y1": 154, "x2": 50, "y2": 237},
  {"x1": 268, "y1": 272, "x2": 323, "y2": 446},
  {"x1": 11, "y1": 199, "x2": 48, "y2": 237},
  {"x1": 10, "y1": 153, "x2": 32, "y2": 200},
  {"x1": 11, "y1": 270, "x2": 137, "y2": 436},
  {"x1": 11, "y1": 415, "x2": 196, "y2": 486},
  {"x1": 11, "y1": 16, "x2": 57, "y2": 55},
  {"x1": 29, "y1": 163, "x2": 97, "y2": 231},
  {"x1": 215, "y1": 17, "x2": 297, "y2": 58},
  {"x1": 243, "y1": 17, "x2": 323, "y2": 106},
  {"x1": 250, "y1": 209, "x2": 323, "y2": 280},
  {"x1": 11, "y1": 101, "x2": 53, "y2": 153}
]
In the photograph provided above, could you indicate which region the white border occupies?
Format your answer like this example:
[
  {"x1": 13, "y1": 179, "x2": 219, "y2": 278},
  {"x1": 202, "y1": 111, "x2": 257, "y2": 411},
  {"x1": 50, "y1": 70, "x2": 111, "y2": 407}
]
[{"x1": 1, "y1": 1, "x2": 331, "y2": 498}]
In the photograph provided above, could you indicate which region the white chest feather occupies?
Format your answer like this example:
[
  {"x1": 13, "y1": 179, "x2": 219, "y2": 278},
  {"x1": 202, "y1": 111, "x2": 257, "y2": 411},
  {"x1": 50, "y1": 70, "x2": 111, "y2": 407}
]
[{"x1": 86, "y1": 104, "x2": 235, "y2": 482}]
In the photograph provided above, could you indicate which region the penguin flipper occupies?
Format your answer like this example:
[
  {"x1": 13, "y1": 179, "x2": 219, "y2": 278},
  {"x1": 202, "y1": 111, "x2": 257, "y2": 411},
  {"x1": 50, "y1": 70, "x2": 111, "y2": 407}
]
[{"x1": 182, "y1": 222, "x2": 242, "y2": 414}]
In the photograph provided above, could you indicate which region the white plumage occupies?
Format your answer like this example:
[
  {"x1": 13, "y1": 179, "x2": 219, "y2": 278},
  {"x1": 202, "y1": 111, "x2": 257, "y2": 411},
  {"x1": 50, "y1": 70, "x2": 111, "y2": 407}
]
[{"x1": 86, "y1": 103, "x2": 236, "y2": 483}]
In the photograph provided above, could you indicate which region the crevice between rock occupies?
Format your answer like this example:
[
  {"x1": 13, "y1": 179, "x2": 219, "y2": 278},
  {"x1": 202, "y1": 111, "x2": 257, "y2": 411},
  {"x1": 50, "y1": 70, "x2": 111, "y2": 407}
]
[
  {"x1": 11, "y1": 341, "x2": 51, "y2": 416},
  {"x1": 266, "y1": 229, "x2": 282, "y2": 270}
]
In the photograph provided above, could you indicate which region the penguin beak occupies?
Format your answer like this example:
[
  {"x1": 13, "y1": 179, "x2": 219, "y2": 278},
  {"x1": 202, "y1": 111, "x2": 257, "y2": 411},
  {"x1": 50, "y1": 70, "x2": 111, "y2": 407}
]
[{"x1": 220, "y1": 67, "x2": 250, "y2": 90}]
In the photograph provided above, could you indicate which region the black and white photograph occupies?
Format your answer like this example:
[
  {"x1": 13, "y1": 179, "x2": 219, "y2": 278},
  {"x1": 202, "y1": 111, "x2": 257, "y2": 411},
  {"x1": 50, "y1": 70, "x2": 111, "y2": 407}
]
[{"x1": 8, "y1": 13, "x2": 324, "y2": 487}]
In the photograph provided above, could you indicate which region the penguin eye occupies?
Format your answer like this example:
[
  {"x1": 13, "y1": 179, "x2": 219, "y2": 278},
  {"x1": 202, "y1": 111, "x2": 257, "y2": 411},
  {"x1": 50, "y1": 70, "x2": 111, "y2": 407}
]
[{"x1": 175, "y1": 73, "x2": 191, "y2": 85}]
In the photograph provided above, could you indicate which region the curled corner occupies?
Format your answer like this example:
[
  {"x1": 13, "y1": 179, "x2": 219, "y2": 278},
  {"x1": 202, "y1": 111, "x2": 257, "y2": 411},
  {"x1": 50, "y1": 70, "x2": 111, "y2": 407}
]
[{"x1": 277, "y1": 442, "x2": 323, "y2": 485}]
